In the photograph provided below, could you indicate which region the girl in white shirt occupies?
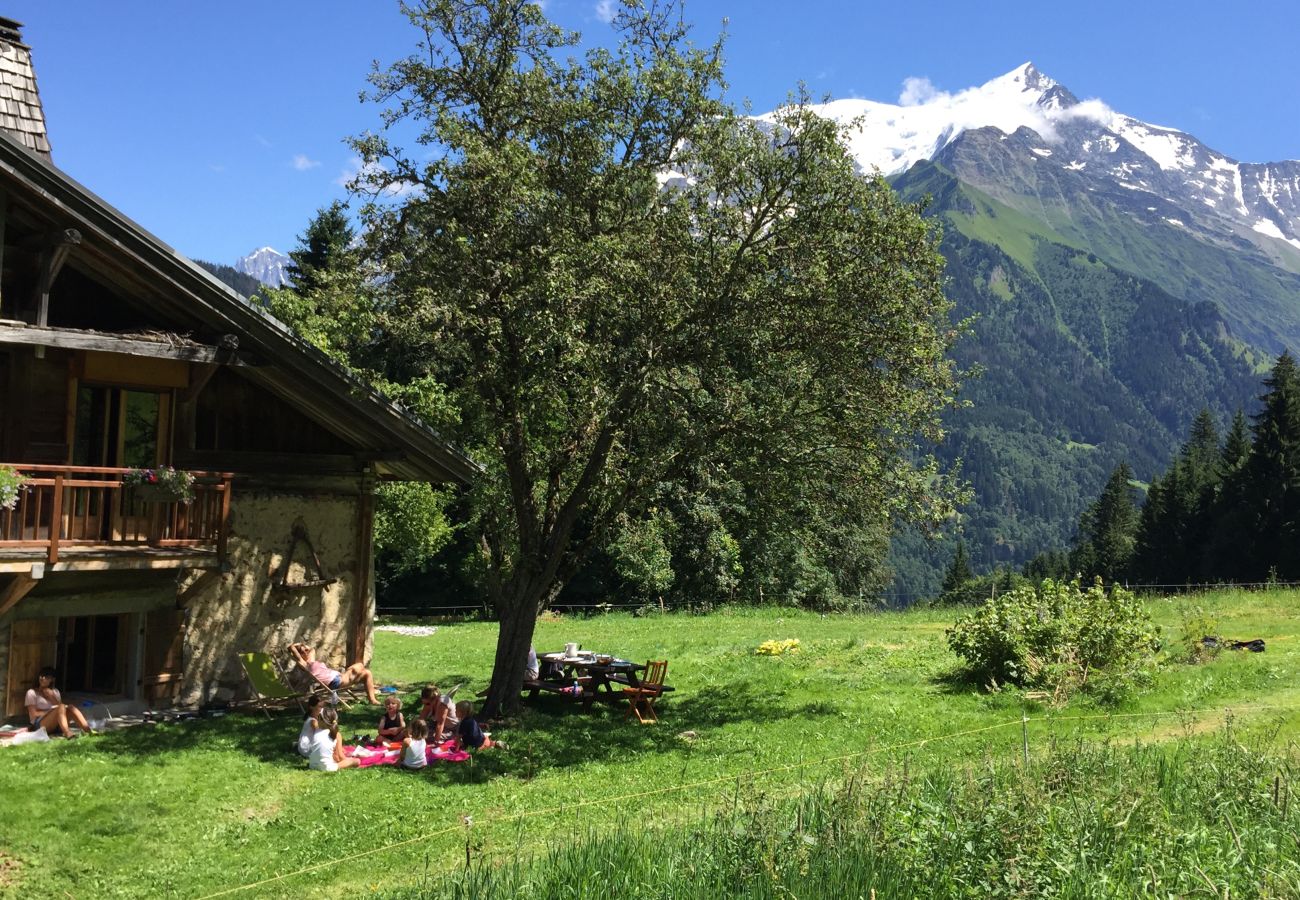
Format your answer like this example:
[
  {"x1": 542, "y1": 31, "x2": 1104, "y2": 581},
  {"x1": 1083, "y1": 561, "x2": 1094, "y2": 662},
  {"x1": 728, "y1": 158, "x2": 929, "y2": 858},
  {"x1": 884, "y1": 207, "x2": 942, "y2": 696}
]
[
  {"x1": 401, "y1": 718, "x2": 429, "y2": 770},
  {"x1": 307, "y1": 706, "x2": 359, "y2": 771},
  {"x1": 25, "y1": 667, "x2": 93, "y2": 738}
]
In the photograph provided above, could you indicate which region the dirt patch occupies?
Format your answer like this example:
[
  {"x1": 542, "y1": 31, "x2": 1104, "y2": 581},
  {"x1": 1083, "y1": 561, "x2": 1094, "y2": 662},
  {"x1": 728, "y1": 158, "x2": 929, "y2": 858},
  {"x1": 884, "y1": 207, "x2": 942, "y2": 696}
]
[{"x1": 0, "y1": 851, "x2": 23, "y2": 890}]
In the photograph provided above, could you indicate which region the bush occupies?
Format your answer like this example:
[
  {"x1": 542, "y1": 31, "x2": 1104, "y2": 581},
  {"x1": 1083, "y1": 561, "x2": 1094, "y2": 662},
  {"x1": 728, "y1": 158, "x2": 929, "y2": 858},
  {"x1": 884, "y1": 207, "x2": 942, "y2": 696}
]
[
  {"x1": 1179, "y1": 604, "x2": 1221, "y2": 664},
  {"x1": 946, "y1": 578, "x2": 1160, "y2": 702}
]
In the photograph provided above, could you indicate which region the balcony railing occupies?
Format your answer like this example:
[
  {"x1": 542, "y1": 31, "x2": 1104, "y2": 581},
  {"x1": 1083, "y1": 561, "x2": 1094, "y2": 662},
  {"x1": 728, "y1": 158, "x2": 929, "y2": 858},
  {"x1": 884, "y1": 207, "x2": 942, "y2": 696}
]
[{"x1": 0, "y1": 463, "x2": 232, "y2": 565}]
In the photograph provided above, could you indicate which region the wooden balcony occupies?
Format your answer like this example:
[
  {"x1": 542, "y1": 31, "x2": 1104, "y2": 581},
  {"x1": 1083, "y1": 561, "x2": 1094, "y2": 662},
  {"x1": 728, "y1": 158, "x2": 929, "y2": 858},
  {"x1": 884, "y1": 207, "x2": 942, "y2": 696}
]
[{"x1": 0, "y1": 463, "x2": 232, "y2": 572}]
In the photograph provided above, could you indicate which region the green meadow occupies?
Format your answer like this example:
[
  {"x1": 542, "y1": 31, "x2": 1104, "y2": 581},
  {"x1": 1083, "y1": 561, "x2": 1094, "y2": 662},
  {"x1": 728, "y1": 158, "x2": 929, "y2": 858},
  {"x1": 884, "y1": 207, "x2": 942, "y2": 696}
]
[{"x1": 0, "y1": 589, "x2": 1296, "y2": 898}]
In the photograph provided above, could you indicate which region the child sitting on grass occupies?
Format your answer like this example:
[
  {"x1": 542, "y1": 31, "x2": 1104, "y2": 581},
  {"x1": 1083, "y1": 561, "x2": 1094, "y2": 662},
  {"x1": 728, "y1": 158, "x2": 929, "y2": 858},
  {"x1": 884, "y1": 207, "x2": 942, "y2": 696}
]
[
  {"x1": 454, "y1": 701, "x2": 505, "y2": 751},
  {"x1": 297, "y1": 695, "x2": 324, "y2": 757},
  {"x1": 401, "y1": 718, "x2": 429, "y2": 770},
  {"x1": 307, "y1": 706, "x2": 360, "y2": 771},
  {"x1": 377, "y1": 695, "x2": 406, "y2": 743}
]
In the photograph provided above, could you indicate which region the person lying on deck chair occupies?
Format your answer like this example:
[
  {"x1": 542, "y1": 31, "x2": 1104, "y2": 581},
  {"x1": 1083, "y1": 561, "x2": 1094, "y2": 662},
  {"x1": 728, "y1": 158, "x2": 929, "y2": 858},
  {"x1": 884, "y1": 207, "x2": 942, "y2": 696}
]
[{"x1": 288, "y1": 642, "x2": 379, "y2": 705}]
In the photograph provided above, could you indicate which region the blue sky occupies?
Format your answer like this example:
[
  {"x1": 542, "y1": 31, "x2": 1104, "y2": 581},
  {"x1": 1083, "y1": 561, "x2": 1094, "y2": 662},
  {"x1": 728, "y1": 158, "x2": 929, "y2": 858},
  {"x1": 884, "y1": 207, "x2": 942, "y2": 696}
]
[{"x1": 8, "y1": 0, "x2": 1299, "y2": 264}]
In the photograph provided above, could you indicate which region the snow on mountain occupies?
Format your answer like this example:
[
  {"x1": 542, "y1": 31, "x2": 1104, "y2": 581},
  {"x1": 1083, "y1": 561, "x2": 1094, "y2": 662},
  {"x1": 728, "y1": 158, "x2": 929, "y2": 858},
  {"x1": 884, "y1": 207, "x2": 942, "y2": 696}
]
[
  {"x1": 783, "y1": 62, "x2": 1300, "y2": 254},
  {"x1": 234, "y1": 246, "x2": 290, "y2": 287}
]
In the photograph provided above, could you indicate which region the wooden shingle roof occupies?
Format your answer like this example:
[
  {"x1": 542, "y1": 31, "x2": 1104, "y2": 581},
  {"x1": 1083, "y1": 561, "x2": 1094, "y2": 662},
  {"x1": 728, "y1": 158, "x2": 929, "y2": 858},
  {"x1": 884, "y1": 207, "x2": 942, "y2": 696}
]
[{"x1": 0, "y1": 18, "x2": 51, "y2": 159}]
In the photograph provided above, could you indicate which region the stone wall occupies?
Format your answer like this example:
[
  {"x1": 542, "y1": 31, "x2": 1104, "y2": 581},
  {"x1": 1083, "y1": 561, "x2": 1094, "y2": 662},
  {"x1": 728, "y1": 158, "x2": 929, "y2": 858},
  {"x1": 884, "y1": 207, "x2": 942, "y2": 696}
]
[{"x1": 178, "y1": 488, "x2": 372, "y2": 707}]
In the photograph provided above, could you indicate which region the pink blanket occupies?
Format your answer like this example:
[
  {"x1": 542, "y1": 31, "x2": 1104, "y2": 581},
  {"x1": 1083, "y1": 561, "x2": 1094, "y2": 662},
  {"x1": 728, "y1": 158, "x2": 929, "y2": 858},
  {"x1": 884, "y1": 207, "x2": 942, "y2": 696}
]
[{"x1": 344, "y1": 739, "x2": 470, "y2": 767}]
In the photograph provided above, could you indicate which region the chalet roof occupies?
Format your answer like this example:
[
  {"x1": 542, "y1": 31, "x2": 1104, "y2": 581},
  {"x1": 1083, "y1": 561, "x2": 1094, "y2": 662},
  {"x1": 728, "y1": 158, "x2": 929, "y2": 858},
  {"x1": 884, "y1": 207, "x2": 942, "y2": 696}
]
[
  {"x1": 0, "y1": 129, "x2": 480, "y2": 485},
  {"x1": 0, "y1": 18, "x2": 51, "y2": 158}
]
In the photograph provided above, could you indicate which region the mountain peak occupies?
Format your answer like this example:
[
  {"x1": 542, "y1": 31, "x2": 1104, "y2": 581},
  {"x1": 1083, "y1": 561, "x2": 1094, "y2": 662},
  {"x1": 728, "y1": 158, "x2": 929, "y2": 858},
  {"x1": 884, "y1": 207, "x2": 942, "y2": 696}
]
[
  {"x1": 979, "y1": 62, "x2": 1058, "y2": 102},
  {"x1": 234, "y1": 246, "x2": 290, "y2": 287}
]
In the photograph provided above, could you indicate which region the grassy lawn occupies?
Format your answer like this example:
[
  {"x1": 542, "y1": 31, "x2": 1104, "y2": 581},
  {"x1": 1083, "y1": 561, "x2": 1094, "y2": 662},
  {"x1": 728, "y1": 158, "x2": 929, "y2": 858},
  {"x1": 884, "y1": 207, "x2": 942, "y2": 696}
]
[{"x1": 0, "y1": 589, "x2": 1296, "y2": 897}]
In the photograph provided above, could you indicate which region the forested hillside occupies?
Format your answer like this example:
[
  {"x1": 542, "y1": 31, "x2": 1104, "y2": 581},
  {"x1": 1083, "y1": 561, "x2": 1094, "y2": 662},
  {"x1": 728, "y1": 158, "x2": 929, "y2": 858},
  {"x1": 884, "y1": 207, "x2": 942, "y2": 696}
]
[{"x1": 889, "y1": 162, "x2": 1262, "y2": 599}]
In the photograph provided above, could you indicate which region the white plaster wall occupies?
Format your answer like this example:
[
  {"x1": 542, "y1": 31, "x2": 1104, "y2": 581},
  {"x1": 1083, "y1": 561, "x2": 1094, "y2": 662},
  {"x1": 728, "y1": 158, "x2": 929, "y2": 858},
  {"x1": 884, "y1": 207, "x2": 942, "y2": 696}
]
[{"x1": 177, "y1": 489, "x2": 370, "y2": 707}]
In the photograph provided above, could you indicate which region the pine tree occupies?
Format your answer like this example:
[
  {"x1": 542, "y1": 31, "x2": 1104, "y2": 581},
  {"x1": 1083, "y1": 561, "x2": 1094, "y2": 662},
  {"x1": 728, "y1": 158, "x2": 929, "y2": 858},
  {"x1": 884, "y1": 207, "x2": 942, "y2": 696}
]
[
  {"x1": 1242, "y1": 351, "x2": 1300, "y2": 578},
  {"x1": 941, "y1": 541, "x2": 974, "y2": 594},
  {"x1": 1073, "y1": 462, "x2": 1139, "y2": 582},
  {"x1": 1203, "y1": 409, "x2": 1254, "y2": 580},
  {"x1": 286, "y1": 201, "x2": 356, "y2": 295}
]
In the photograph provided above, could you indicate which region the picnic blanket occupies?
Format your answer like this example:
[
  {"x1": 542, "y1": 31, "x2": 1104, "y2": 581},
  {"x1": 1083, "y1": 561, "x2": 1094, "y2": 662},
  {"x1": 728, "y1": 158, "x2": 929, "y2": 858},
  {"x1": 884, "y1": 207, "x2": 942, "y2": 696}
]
[{"x1": 343, "y1": 738, "x2": 471, "y2": 767}]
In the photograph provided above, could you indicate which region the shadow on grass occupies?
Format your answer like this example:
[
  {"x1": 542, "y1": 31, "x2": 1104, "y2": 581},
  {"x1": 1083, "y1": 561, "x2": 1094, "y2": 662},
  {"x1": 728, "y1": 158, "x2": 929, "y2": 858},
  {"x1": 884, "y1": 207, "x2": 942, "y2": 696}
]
[{"x1": 78, "y1": 678, "x2": 802, "y2": 786}]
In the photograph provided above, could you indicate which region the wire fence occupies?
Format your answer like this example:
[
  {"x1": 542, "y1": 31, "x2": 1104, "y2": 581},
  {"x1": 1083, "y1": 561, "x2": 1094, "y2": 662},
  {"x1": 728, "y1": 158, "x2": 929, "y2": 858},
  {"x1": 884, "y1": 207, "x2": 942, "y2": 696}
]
[
  {"x1": 196, "y1": 701, "x2": 1296, "y2": 898},
  {"x1": 376, "y1": 581, "x2": 1300, "y2": 623}
]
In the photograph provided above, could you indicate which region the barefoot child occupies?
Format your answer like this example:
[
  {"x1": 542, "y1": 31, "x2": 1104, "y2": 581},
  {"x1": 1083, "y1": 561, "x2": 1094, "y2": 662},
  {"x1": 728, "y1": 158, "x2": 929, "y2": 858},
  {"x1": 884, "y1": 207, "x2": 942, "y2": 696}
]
[
  {"x1": 401, "y1": 718, "x2": 429, "y2": 770},
  {"x1": 307, "y1": 707, "x2": 360, "y2": 771},
  {"x1": 377, "y1": 695, "x2": 406, "y2": 742},
  {"x1": 454, "y1": 701, "x2": 505, "y2": 751}
]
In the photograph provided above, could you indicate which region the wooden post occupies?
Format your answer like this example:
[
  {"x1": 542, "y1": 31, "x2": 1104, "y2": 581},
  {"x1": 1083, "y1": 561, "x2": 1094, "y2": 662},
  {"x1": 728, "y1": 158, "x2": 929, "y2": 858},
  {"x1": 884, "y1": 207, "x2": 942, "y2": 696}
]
[
  {"x1": 47, "y1": 472, "x2": 63, "y2": 564},
  {"x1": 348, "y1": 476, "x2": 376, "y2": 666},
  {"x1": 1021, "y1": 715, "x2": 1030, "y2": 767}
]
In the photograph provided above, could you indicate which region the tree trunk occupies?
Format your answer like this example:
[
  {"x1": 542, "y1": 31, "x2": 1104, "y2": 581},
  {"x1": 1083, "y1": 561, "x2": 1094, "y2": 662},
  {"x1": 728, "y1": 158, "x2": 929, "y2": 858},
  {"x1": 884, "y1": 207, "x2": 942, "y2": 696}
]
[{"x1": 480, "y1": 590, "x2": 544, "y2": 718}]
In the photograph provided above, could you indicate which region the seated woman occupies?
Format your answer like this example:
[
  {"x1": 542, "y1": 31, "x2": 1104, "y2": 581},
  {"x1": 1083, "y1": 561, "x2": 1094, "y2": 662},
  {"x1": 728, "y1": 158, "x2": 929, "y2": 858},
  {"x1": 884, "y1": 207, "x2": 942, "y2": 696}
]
[
  {"x1": 288, "y1": 642, "x2": 379, "y2": 705},
  {"x1": 25, "y1": 667, "x2": 94, "y2": 739},
  {"x1": 420, "y1": 684, "x2": 460, "y2": 743}
]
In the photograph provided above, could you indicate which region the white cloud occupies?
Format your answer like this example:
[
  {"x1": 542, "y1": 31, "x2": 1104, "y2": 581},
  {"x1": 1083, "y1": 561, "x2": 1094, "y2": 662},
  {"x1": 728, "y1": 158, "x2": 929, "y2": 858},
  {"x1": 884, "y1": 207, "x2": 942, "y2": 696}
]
[
  {"x1": 898, "y1": 76, "x2": 941, "y2": 107},
  {"x1": 595, "y1": 0, "x2": 616, "y2": 23},
  {"x1": 292, "y1": 154, "x2": 321, "y2": 171}
]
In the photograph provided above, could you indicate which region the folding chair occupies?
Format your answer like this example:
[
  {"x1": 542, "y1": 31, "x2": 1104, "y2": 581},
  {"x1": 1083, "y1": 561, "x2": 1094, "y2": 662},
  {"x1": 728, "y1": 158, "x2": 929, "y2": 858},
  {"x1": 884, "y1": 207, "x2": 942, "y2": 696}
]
[
  {"x1": 237, "y1": 652, "x2": 305, "y2": 718},
  {"x1": 623, "y1": 660, "x2": 668, "y2": 724}
]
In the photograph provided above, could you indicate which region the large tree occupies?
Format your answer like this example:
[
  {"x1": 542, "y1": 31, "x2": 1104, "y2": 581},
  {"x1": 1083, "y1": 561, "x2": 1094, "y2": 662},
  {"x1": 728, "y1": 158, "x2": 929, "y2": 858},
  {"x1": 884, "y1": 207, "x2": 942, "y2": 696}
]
[{"x1": 351, "y1": 0, "x2": 962, "y2": 714}]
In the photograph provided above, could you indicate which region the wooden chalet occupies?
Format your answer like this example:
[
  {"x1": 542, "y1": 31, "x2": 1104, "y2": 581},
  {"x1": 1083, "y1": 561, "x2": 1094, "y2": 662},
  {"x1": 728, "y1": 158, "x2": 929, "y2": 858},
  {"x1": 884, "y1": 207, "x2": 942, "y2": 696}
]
[{"x1": 0, "y1": 18, "x2": 475, "y2": 717}]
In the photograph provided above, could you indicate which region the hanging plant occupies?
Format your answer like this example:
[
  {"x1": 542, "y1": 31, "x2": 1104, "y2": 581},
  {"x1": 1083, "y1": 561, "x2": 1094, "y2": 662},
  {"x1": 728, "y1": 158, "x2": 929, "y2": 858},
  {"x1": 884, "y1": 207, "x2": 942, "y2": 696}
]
[
  {"x1": 124, "y1": 466, "x2": 196, "y2": 503},
  {"x1": 0, "y1": 465, "x2": 28, "y2": 510}
]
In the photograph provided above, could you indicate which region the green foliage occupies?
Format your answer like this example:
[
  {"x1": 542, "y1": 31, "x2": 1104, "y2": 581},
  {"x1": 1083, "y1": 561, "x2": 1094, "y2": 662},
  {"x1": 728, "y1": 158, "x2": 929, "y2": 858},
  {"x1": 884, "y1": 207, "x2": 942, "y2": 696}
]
[
  {"x1": 373, "y1": 481, "x2": 455, "y2": 583},
  {"x1": 0, "y1": 463, "x2": 27, "y2": 510},
  {"x1": 354, "y1": 0, "x2": 962, "y2": 706},
  {"x1": 1070, "y1": 463, "x2": 1140, "y2": 582},
  {"x1": 946, "y1": 578, "x2": 1160, "y2": 701},
  {"x1": 609, "y1": 510, "x2": 676, "y2": 600},
  {"x1": 286, "y1": 200, "x2": 357, "y2": 295},
  {"x1": 940, "y1": 540, "x2": 973, "y2": 593},
  {"x1": 1179, "y1": 604, "x2": 1221, "y2": 664}
]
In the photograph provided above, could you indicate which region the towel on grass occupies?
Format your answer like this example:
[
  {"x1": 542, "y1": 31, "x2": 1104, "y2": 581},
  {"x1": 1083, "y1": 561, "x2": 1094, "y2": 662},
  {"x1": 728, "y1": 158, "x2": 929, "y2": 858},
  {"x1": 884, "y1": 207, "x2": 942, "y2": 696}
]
[{"x1": 344, "y1": 738, "x2": 470, "y2": 767}]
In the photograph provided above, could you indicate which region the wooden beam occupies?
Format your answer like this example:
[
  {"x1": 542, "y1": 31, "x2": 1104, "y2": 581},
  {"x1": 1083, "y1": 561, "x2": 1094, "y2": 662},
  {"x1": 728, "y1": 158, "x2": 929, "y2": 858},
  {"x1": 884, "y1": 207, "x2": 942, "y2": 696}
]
[
  {"x1": 0, "y1": 568, "x2": 42, "y2": 618},
  {"x1": 0, "y1": 323, "x2": 257, "y2": 366},
  {"x1": 32, "y1": 228, "x2": 82, "y2": 341}
]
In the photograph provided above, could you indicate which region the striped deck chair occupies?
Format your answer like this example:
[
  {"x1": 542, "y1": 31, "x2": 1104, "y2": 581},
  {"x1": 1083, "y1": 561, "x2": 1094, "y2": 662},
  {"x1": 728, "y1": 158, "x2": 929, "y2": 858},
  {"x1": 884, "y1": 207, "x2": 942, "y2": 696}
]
[{"x1": 238, "y1": 652, "x2": 305, "y2": 718}]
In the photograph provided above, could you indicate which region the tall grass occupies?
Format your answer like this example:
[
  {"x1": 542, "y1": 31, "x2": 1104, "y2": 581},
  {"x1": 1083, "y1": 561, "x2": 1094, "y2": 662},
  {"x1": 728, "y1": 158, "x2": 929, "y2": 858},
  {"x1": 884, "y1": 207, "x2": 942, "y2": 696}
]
[{"x1": 404, "y1": 732, "x2": 1299, "y2": 899}]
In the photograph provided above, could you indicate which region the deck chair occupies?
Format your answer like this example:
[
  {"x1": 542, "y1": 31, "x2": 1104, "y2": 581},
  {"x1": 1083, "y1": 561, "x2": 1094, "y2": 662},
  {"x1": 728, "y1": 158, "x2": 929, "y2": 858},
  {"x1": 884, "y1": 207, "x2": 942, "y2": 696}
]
[
  {"x1": 623, "y1": 660, "x2": 668, "y2": 724},
  {"x1": 238, "y1": 652, "x2": 305, "y2": 718}
]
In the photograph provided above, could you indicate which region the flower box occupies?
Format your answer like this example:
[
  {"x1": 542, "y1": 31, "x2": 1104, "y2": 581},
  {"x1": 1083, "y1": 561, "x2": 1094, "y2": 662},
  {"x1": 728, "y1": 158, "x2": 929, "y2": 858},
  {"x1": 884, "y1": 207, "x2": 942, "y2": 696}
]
[{"x1": 124, "y1": 467, "x2": 195, "y2": 504}]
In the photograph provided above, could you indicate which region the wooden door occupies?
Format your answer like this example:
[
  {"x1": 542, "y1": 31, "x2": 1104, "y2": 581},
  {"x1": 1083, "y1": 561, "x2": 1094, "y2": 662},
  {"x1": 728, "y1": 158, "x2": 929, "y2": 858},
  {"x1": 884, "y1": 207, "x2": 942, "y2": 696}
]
[
  {"x1": 141, "y1": 609, "x2": 184, "y2": 708},
  {"x1": 6, "y1": 618, "x2": 58, "y2": 717}
]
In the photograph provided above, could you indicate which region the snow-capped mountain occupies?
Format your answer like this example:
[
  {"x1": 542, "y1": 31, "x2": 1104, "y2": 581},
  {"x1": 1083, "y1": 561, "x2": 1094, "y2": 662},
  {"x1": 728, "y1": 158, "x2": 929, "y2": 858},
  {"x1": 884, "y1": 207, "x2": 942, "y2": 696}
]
[
  {"x1": 789, "y1": 63, "x2": 1300, "y2": 259},
  {"x1": 234, "y1": 246, "x2": 291, "y2": 288}
]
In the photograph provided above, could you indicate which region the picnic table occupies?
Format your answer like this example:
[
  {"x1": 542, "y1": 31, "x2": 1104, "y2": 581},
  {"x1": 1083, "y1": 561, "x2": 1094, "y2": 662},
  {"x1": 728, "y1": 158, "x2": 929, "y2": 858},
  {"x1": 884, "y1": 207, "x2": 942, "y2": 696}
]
[{"x1": 523, "y1": 651, "x2": 674, "y2": 709}]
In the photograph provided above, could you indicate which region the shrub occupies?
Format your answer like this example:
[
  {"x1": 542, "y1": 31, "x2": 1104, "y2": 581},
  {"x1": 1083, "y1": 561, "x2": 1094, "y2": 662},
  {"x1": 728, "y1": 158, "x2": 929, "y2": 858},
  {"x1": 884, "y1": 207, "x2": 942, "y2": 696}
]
[
  {"x1": 1179, "y1": 604, "x2": 1221, "y2": 664},
  {"x1": 946, "y1": 578, "x2": 1160, "y2": 702}
]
